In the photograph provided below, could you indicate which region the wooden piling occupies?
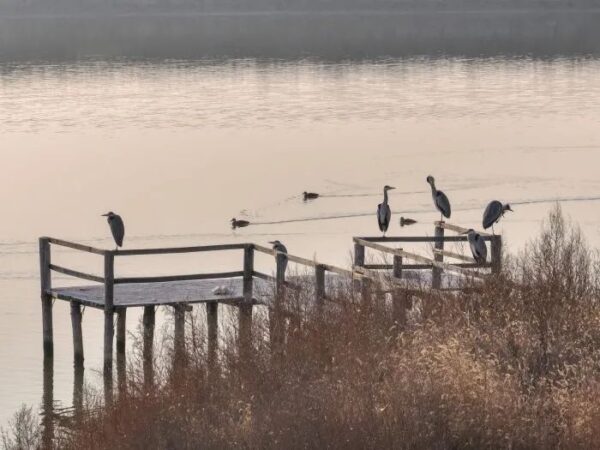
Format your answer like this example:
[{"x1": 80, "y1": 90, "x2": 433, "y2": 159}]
[
  {"x1": 39, "y1": 238, "x2": 53, "y2": 358},
  {"x1": 73, "y1": 363, "x2": 84, "y2": 420},
  {"x1": 491, "y1": 235, "x2": 502, "y2": 274},
  {"x1": 353, "y1": 242, "x2": 371, "y2": 304},
  {"x1": 206, "y1": 301, "x2": 218, "y2": 371},
  {"x1": 432, "y1": 224, "x2": 444, "y2": 289},
  {"x1": 270, "y1": 251, "x2": 287, "y2": 353},
  {"x1": 116, "y1": 308, "x2": 126, "y2": 394},
  {"x1": 143, "y1": 306, "x2": 155, "y2": 389},
  {"x1": 103, "y1": 252, "x2": 114, "y2": 406},
  {"x1": 70, "y1": 302, "x2": 84, "y2": 366},
  {"x1": 42, "y1": 355, "x2": 54, "y2": 447},
  {"x1": 315, "y1": 264, "x2": 325, "y2": 310},
  {"x1": 392, "y1": 255, "x2": 409, "y2": 326},
  {"x1": 173, "y1": 304, "x2": 186, "y2": 370},
  {"x1": 239, "y1": 245, "x2": 254, "y2": 357}
]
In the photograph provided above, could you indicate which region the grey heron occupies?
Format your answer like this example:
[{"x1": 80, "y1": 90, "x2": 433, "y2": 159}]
[
  {"x1": 102, "y1": 211, "x2": 124, "y2": 250},
  {"x1": 464, "y1": 229, "x2": 487, "y2": 265},
  {"x1": 426, "y1": 176, "x2": 451, "y2": 222},
  {"x1": 231, "y1": 218, "x2": 250, "y2": 229},
  {"x1": 269, "y1": 240, "x2": 288, "y2": 274},
  {"x1": 377, "y1": 185, "x2": 395, "y2": 236},
  {"x1": 482, "y1": 201, "x2": 512, "y2": 234},
  {"x1": 303, "y1": 192, "x2": 319, "y2": 201},
  {"x1": 400, "y1": 217, "x2": 417, "y2": 227}
]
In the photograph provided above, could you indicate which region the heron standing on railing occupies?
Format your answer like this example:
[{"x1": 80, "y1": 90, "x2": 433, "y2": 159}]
[
  {"x1": 102, "y1": 212, "x2": 125, "y2": 250},
  {"x1": 426, "y1": 175, "x2": 451, "y2": 222},
  {"x1": 482, "y1": 201, "x2": 512, "y2": 234},
  {"x1": 464, "y1": 229, "x2": 487, "y2": 265},
  {"x1": 269, "y1": 240, "x2": 288, "y2": 274},
  {"x1": 377, "y1": 185, "x2": 395, "y2": 236}
]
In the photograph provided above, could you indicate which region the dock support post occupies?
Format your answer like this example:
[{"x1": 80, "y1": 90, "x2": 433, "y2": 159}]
[
  {"x1": 491, "y1": 235, "x2": 502, "y2": 274},
  {"x1": 73, "y1": 362, "x2": 84, "y2": 421},
  {"x1": 239, "y1": 245, "x2": 254, "y2": 358},
  {"x1": 39, "y1": 238, "x2": 53, "y2": 358},
  {"x1": 315, "y1": 264, "x2": 325, "y2": 312},
  {"x1": 353, "y1": 242, "x2": 370, "y2": 304},
  {"x1": 70, "y1": 302, "x2": 84, "y2": 366},
  {"x1": 143, "y1": 306, "x2": 155, "y2": 389},
  {"x1": 270, "y1": 251, "x2": 287, "y2": 355},
  {"x1": 116, "y1": 308, "x2": 126, "y2": 394},
  {"x1": 432, "y1": 223, "x2": 444, "y2": 289},
  {"x1": 42, "y1": 355, "x2": 54, "y2": 447},
  {"x1": 207, "y1": 302, "x2": 218, "y2": 373},
  {"x1": 392, "y1": 255, "x2": 409, "y2": 327},
  {"x1": 103, "y1": 252, "x2": 115, "y2": 406},
  {"x1": 173, "y1": 304, "x2": 186, "y2": 375}
]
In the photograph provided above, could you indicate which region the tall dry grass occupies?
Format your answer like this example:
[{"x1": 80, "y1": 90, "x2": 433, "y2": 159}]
[{"x1": 9, "y1": 205, "x2": 600, "y2": 449}]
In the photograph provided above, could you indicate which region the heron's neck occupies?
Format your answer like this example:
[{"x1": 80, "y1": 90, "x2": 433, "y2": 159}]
[
  {"x1": 428, "y1": 182, "x2": 436, "y2": 194},
  {"x1": 383, "y1": 190, "x2": 389, "y2": 204}
]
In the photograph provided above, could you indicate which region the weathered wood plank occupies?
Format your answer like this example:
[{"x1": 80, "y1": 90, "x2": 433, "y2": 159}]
[
  {"x1": 103, "y1": 253, "x2": 115, "y2": 406},
  {"x1": 434, "y1": 248, "x2": 476, "y2": 264},
  {"x1": 435, "y1": 221, "x2": 492, "y2": 238},
  {"x1": 143, "y1": 306, "x2": 155, "y2": 389},
  {"x1": 432, "y1": 224, "x2": 444, "y2": 289},
  {"x1": 114, "y1": 271, "x2": 244, "y2": 284},
  {"x1": 39, "y1": 237, "x2": 53, "y2": 358},
  {"x1": 48, "y1": 237, "x2": 107, "y2": 255},
  {"x1": 115, "y1": 243, "x2": 248, "y2": 256},
  {"x1": 50, "y1": 264, "x2": 104, "y2": 283},
  {"x1": 70, "y1": 302, "x2": 84, "y2": 366}
]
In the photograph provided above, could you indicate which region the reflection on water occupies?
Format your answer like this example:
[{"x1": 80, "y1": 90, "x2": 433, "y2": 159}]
[{"x1": 1, "y1": 56, "x2": 600, "y2": 426}]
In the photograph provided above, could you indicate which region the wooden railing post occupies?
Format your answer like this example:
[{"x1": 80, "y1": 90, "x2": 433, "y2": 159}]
[
  {"x1": 239, "y1": 245, "x2": 254, "y2": 358},
  {"x1": 103, "y1": 252, "x2": 115, "y2": 406},
  {"x1": 491, "y1": 235, "x2": 502, "y2": 274},
  {"x1": 353, "y1": 242, "x2": 369, "y2": 303},
  {"x1": 143, "y1": 306, "x2": 155, "y2": 389},
  {"x1": 42, "y1": 354, "x2": 54, "y2": 447},
  {"x1": 173, "y1": 304, "x2": 186, "y2": 375},
  {"x1": 39, "y1": 237, "x2": 53, "y2": 358},
  {"x1": 432, "y1": 224, "x2": 444, "y2": 289},
  {"x1": 270, "y1": 251, "x2": 287, "y2": 353}
]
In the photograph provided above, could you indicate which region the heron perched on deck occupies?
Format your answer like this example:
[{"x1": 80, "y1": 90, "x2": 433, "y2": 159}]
[
  {"x1": 426, "y1": 175, "x2": 451, "y2": 222},
  {"x1": 464, "y1": 229, "x2": 487, "y2": 265},
  {"x1": 102, "y1": 211, "x2": 124, "y2": 250},
  {"x1": 482, "y1": 201, "x2": 512, "y2": 234},
  {"x1": 269, "y1": 240, "x2": 288, "y2": 274},
  {"x1": 303, "y1": 191, "x2": 319, "y2": 201},
  {"x1": 377, "y1": 185, "x2": 395, "y2": 236},
  {"x1": 231, "y1": 218, "x2": 250, "y2": 229}
]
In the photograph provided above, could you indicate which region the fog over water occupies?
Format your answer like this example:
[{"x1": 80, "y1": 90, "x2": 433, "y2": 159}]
[{"x1": 1, "y1": 8, "x2": 600, "y2": 427}]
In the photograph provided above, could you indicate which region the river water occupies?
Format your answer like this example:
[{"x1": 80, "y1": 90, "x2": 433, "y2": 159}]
[{"x1": 1, "y1": 56, "x2": 600, "y2": 425}]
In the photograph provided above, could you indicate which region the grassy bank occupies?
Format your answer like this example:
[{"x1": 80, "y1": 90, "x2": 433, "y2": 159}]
[{"x1": 6, "y1": 205, "x2": 600, "y2": 449}]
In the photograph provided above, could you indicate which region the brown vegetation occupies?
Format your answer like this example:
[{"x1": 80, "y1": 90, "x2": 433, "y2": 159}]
[{"x1": 9, "y1": 205, "x2": 600, "y2": 449}]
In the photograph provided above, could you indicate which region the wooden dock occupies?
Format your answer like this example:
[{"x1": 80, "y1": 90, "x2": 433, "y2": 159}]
[{"x1": 38, "y1": 221, "x2": 501, "y2": 406}]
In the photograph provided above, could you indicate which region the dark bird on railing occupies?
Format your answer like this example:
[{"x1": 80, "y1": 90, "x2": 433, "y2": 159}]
[
  {"x1": 377, "y1": 185, "x2": 395, "y2": 236},
  {"x1": 464, "y1": 228, "x2": 487, "y2": 265},
  {"x1": 426, "y1": 175, "x2": 451, "y2": 222},
  {"x1": 269, "y1": 240, "x2": 288, "y2": 274},
  {"x1": 102, "y1": 211, "x2": 124, "y2": 250},
  {"x1": 231, "y1": 218, "x2": 250, "y2": 229},
  {"x1": 400, "y1": 217, "x2": 417, "y2": 227},
  {"x1": 303, "y1": 191, "x2": 319, "y2": 201},
  {"x1": 482, "y1": 201, "x2": 512, "y2": 234}
]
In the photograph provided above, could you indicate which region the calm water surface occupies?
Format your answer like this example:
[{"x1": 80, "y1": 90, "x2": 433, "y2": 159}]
[{"x1": 1, "y1": 57, "x2": 600, "y2": 425}]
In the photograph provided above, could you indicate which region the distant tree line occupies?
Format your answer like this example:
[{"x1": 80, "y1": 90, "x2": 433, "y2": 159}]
[{"x1": 2, "y1": 0, "x2": 599, "y2": 15}]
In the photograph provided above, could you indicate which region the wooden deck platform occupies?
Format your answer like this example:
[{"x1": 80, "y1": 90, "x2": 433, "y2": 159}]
[{"x1": 49, "y1": 277, "x2": 273, "y2": 308}]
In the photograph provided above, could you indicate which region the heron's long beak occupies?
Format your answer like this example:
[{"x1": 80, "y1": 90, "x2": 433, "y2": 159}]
[
  {"x1": 389, "y1": 186, "x2": 396, "y2": 190},
  {"x1": 507, "y1": 206, "x2": 514, "y2": 212},
  {"x1": 101, "y1": 213, "x2": 109, "y2": 217}
]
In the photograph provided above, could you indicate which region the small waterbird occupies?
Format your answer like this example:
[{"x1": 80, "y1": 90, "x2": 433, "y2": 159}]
[
  {"x1": 426, "y1": 175, "x2": 451, "y2": 222},
  {"x1": 463, "y1": 228, "x2": 487, "y2": 265},
  {"x1": 400, "y1": 217, "x2": 417, "y2": 227},
  {"x1": 231, "y1": 218, "x2": 250, "y2": 229},
  {"x1": 377, "y1": 185, "x2": 395, "y2": 236},
  {"x1": 269, "y1": 240, "x2": 288, "y2": 274},
  {"x1": 102, "y1": 211, "x2": 125, "y2": 250},
  {"x1": 482, "y1": 201, "x2": 513, "y2": 234},
  {"x1": 303, "y1": 191, "x2": 319, "y2": 201}
]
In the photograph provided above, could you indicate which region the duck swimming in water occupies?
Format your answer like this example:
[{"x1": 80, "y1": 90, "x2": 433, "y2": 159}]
[{"x1": 231, "y1": 218, "x2": 250, "y2": 229}]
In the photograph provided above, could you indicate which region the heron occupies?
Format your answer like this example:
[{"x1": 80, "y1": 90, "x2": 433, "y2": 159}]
[
  {"x1": 463, "y1": 228, "x2": 487, "y2": 265},
  {"x1": 303, "y1": 191, "x2": 319, "y2": 201},
  {"x1": 426, "y1": 175, "x2": 451, "y2": 222},
  {"x1": 102, "y1": 211, "x2": 124, "y2": 250},
  {"x1": 400, "y1": 217, "x2": 417, "y2": 227},
  {"x1": 482, "y1": 201, "x2": 512, "y2": 235},
  {"x1": 231, "y1": 218, "x2": 250, "y2": 229},
  {"x1": 377, "y1": 185, "x2": 395, "y2": 236},
  {"x1": 269, "y1": 240, "x2": 288, "y2": 274}
]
